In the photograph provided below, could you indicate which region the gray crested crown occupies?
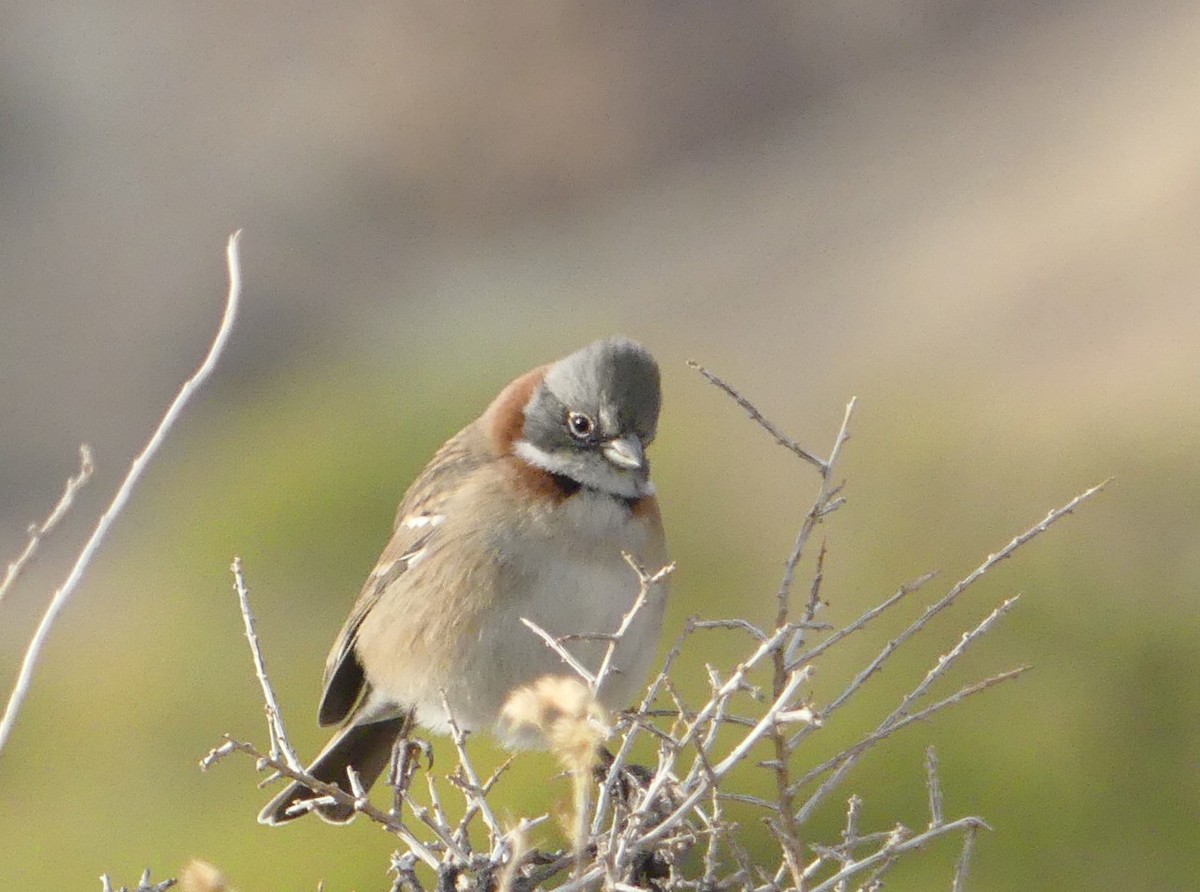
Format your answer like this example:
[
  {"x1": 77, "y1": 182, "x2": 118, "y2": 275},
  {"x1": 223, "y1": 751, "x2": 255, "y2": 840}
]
[
  {"x1": 519, "y1": 337, "x2": 661, "y2": 499},
  {"x1": 543, "y1": 337, "x2": 659, "y2": 436}
]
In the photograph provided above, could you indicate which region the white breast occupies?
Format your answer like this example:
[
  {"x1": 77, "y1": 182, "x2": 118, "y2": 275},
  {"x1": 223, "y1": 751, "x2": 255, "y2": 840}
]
[{"x1": 413, "y1": 489, "x2": 668, "y2": 741}]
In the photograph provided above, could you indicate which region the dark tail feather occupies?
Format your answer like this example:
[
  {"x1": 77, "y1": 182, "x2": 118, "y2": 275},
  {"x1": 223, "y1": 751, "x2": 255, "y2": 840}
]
[{"x1": 258, "y1": 714, "x2": 410, "y2": 825}]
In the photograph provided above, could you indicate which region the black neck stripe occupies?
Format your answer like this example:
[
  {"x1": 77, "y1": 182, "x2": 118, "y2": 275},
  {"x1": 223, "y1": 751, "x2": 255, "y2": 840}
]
[
  {"x1": 551, "y1": 472, "x2": 640, "y2": 510},
  {"x1": 550, "y1": 472, "x2": 582, "y2": 497}
]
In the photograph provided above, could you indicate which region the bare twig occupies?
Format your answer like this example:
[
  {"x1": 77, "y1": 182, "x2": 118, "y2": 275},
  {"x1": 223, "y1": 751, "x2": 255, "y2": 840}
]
[
  {"x1": 688, "y1": 361, "x2": 826, "y2": 469},
  {"x1": 790, "y1": 479, "x2": 1107, "y2": 756},
  {"x1": 439, "y1": 691, "x2": 504, "y2": 845},
  {"x1": 952, "y1": 824, "x2": 980, "y2": 892},
  {"x1": 790, "y1": 666, "x2": 1030, "y2": 796},
  {"x1": 230, "y1": 557, "x2": 300, "y2": 770},
  {"x1": 775, "y1": 398, "x2": 855, "y2": 617},
  {"x1": 925, "y1": 745, "x2": 944, "y2": 828},
  {"x1": 789, "y1": 572, "x2": 937, "y2": 670},
  {"x1": 593, "y1": 556, "x2": 674, "y2": 693},
  {"x1": 751, "y1": 394, "x2": 854, "y2": 890},
  {"x1": 713, "y1": 666, "x2": 812, "y2": 778},
  {"x1": 520, "y1": 618, "x2": 597, "y2": 686},
  {"x1": 634, "y1": 665, "x2": 814, "y2": 852},
  {"x1": 0, "y1": 444, "x2": 94, "y2": 609},
  {"x1": 832, "y1": 795, "x2": 864, "y2": 892},
  {"x1": 804, "y1": 817, "x2": 989, "y2": 892},
  {"x1": 643, "y1": 625, "x2": 791, "y2": 807},
  {"x1": 898, "y1": 597, "x2": 1021, "y2": 723},
  {"x1": 795, "y1": 597, "x2": 1025, "y2": 821},
  {"x1": 209, "y1": 735, "x2": 441, "y2": 868},
  {"x1": 690, "y1": 617, "x2": 766, "y2": 636},
  {"x1": 0, "y1": 230, "x2": 243, "y2": 755},
  {"x1": 418, "y1": 773, "x2": 466, "y2": 860},
  {"x1": 521, "y1": 559, "x2": 673, "y2": 698},
  {"x1": 831, "y1": 481, "x2": 1106, "y2": 714}
]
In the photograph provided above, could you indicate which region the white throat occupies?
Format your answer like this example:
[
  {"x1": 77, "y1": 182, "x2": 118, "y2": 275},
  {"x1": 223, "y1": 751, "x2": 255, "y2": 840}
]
[{"x1": 513, "y1": 439, "x2": 655, "y2": 500}]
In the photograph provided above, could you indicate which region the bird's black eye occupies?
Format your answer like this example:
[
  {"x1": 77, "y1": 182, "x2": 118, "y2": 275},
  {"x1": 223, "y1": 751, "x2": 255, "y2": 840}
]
[{"x1": 567, "y1": 411, "x2": 595, "y2": 440}]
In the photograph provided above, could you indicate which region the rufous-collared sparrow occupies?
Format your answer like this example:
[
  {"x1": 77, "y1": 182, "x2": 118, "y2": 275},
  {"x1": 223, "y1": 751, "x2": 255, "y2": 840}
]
[{"x1": 260, "y1": 337, "x2": 668, "y2": 824}]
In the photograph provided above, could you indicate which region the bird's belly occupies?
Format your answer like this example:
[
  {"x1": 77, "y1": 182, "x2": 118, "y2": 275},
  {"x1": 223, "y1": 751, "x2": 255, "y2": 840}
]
[{"x1": 414, "y1": 548, "x2": 665, "y2": 742}]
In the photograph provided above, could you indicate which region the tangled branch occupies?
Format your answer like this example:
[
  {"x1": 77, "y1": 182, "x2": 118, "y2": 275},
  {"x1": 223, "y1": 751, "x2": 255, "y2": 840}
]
[{"x1": 195, "y1": 365, "x2": 1104, "y2": 891}]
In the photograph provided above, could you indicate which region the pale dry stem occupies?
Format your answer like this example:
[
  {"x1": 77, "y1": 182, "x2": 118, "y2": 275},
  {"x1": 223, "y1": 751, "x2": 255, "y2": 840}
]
[{"x1": 0, "y1": 444, "x2": 93, "y2": 609}]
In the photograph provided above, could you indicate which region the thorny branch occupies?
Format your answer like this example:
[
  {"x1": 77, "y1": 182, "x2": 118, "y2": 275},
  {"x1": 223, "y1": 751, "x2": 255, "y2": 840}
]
[
  {"x1": 231, "y1": 556, "x2": 300, "y2": 771},
  {"x1": 192, "y1": 363, "x2": 1105, "y2": 892}
]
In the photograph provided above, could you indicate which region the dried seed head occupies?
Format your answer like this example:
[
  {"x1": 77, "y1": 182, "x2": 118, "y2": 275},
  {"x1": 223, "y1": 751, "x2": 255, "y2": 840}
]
[
  {"x1": 500, "y1": 675, "x2": 610, "y2": 774},
  {"x1": 179, "y1": 860, "x2": 231, "y2": 892}
]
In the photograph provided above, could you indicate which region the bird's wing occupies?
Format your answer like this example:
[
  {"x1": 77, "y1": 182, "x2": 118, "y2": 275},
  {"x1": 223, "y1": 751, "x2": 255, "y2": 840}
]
[{"x1": 316, "y1": 424, "x2": 491, "y2": 727}]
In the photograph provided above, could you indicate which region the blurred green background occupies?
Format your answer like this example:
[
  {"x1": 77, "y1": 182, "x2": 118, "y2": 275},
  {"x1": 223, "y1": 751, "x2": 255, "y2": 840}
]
[{"x1": 1, "y1": 4, "x2": 1197, "y2": 890}]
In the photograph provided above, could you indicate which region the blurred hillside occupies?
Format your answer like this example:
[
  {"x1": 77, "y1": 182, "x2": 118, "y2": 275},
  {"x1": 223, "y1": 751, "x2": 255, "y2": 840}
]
[{"x1": 1, "y1": 3, "x2": 1197, "y2": 891}]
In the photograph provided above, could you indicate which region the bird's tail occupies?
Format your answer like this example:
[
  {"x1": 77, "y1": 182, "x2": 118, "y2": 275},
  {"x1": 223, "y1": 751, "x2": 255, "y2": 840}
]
[{"x1": 258, "y1": 713, "x2": 410, "y2": 825}]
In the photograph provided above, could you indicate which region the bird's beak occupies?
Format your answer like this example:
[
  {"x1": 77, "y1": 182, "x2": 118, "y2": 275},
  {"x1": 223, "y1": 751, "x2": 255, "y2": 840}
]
[{"x1": 603, "y1": 434, "x2": 645, "y2": 470}]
